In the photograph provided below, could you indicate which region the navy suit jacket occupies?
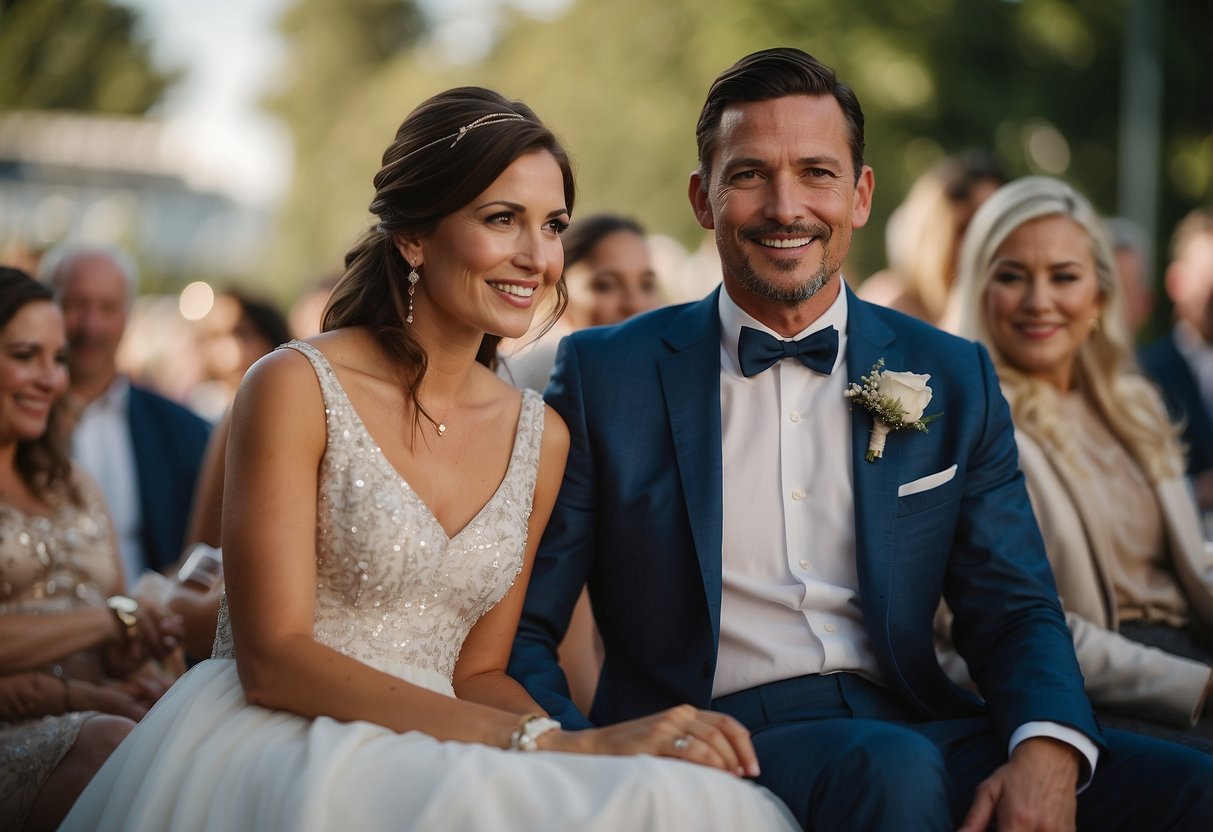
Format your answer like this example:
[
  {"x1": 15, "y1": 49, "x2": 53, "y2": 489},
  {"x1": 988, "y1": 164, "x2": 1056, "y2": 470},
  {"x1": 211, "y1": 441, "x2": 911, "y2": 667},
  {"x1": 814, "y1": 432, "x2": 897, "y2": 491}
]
[
  {"x1": 509, "y1": 286, "x2": 1101, "y2": 751},
  {"x1": 1139, "y1": 332, "x2": 1213, "y2": 477},
  {"x1": 128, "y1": 385, "x2": 211, "y2": 573}
]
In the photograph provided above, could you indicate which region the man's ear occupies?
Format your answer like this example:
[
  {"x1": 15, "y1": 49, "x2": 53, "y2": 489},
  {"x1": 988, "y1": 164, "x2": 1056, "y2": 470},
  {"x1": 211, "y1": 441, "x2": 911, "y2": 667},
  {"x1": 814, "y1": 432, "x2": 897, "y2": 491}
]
[
  {"x1": 392, "y1": 233, "x2": 424, "y2": 268},
  {"x1": 1164, "y1": 261, "x2": 1184, "y2": 305},
  {"x1": 688, "y1": 172, "x2": 715, "y2": 231},
  {"x1": 851, "y1": 166, "x2": 875, "y2": 229}
]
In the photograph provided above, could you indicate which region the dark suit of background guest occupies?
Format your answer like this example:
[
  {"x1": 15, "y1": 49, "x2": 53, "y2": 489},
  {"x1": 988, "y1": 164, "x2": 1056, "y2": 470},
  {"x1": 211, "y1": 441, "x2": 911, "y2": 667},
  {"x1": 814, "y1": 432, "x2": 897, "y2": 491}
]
[
  {"x1": 129, "y1": 385, "x2": 211, "y2": 572},
  {"x1": 1140, "y1": 336, "x2": 1213, "y2": 480}
]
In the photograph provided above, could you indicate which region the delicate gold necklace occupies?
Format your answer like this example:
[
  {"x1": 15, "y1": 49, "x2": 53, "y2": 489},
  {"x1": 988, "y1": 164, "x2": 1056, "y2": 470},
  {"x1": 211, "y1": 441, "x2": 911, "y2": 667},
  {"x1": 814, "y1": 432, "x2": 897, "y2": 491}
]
[{"x1": 426, "y1": 401, "x2": 453, "y2": 437}]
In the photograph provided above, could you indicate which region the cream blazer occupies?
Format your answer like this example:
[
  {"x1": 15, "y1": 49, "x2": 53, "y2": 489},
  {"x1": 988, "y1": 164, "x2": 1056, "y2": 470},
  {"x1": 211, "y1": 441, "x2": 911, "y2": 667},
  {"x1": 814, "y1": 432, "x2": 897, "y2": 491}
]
[{"x1": 1012, "y1": 428, "x2": 1213, "y2": 727}]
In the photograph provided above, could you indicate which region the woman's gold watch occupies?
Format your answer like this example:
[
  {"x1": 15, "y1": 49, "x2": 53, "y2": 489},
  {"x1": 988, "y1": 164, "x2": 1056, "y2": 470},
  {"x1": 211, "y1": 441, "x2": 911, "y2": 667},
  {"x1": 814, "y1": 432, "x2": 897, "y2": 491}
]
[{"x1": 106, "y1": 595, "x2": 140, "y2": 641}]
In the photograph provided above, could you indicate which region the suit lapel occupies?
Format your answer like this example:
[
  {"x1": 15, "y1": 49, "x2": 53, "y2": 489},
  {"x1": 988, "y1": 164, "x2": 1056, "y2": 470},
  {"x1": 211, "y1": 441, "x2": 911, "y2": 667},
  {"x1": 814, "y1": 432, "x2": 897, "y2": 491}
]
[
  {"x1": 845, "y1": 291, "x2": 901, "y2": 618},
  {"x1": 658, "y1": 289, "x2": 725, "y2": 641}
]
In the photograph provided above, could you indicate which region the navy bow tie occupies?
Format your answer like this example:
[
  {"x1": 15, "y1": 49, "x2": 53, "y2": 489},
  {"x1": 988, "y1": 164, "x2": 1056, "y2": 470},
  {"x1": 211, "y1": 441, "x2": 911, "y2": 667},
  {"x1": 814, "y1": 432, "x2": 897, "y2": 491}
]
[{"x1": 737, "y1": 325, "x2": 839, "y2": 378}]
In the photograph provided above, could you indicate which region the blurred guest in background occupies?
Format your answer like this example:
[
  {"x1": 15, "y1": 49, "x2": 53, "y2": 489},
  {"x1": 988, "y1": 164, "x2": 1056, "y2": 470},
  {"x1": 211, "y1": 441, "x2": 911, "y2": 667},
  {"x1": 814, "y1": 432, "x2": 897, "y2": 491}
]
[
  {"x1": 0, "y1": 267, "x2": 184, "y2": 830},
  {"x1": 1140, "y1": 208, "x2": 1213, "y2": 514},
  {"x1": 1105, "y1": 216, "x2": 1155, "y2": 339},
  {"x1": 859, "y1": 149, "x2": 1007, "y2": 327},
  {"x1": 38, "y1": 245, "x2": 210, "y2": 583},
  {"x1": 188, "y1": 288, "x2": 291, "y2": 422},
  {"x1": 288, "y1": 275, "x2": 338, "y2": 340},
  {"x1": 947, "y1": 177, "x2": 1213, "y2": 752},
  {"x1": 503, "y1": 213, "x2": 661, "y2": 392},
  {"x1": 147, "y1": 289, "x2": 291, "y2": 659}
]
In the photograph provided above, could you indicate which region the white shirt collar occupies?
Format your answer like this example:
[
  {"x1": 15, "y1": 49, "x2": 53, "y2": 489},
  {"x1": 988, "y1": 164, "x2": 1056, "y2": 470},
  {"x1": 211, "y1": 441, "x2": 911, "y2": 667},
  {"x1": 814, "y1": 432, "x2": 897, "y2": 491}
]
[
  {"x1": 1173, "y1": 320, "x2": 1211, "y2": 359},
  {"x1": 87, "y1": 374, "x2": 131, "y2": 414},
  {"x1": 718, "y1": 280, "x2": 849, "y2": 377}
]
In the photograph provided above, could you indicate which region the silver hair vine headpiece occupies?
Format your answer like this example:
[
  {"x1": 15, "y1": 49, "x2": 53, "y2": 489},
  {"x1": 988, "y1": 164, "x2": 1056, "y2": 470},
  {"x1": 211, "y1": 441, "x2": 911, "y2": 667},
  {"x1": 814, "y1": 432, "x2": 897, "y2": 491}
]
[
  {"x1": 398, "y1": 112, "x2": 529, "y2": 164},
  {"x1": 374, "y1": 112, "x2": 529, "y2": 234}
]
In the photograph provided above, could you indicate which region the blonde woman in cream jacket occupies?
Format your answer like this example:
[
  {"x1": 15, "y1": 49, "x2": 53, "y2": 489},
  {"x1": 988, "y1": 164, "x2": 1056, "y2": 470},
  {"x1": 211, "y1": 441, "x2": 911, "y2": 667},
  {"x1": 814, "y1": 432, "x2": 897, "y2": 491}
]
[{"x1": 940, "y1": 176, "x2": 1213, "y2": 751}]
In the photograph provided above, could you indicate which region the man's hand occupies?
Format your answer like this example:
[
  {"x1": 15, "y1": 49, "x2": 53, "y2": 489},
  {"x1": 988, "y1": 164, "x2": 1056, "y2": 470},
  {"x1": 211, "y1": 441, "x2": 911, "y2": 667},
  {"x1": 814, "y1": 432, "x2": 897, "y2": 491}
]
[{"x1": 959, "y1": 737, "x2": 1080, "y2": 832}]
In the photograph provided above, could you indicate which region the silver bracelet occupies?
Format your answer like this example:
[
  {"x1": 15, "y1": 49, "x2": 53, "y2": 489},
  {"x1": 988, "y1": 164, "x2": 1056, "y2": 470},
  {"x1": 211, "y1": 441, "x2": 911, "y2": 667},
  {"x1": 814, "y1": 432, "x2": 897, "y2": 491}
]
[{"x1": 509, "y1": 714, "x2": 560, "y2": 751}]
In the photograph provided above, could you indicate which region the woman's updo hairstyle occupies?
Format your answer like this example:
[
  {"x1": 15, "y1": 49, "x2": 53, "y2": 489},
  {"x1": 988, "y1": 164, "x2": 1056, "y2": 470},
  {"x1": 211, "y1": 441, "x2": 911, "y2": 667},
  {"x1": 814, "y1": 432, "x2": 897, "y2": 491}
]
[{"x1": 323, "y1": 87, "x2": 575, "y2": 420}]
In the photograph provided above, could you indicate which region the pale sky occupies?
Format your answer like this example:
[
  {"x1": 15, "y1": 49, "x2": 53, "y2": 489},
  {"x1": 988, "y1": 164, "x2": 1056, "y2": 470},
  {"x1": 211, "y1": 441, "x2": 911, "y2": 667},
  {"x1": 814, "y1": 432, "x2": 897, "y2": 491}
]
[
  {"x1": 115, "y1": 0, "x2": 292, "y2": 205},
  {"x1": 116, "y1": 0, "x2": 570, "y2": 206}
]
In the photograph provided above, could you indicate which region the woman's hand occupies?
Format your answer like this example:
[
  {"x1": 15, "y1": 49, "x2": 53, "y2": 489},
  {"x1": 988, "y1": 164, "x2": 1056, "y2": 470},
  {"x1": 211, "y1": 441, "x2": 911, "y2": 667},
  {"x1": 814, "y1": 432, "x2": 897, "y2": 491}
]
[
  {"x1": 112, "y1": 672, "x2": 174, "y2": 708},
  {"x1": 102, "y1": 595, "x2": 186, "y2": 677},
  {"x1": 130, "y1": 594, "x2": 186, "y2": 660},
  {"x1": 541, "y1": 704, "x2": 761, "y2": 777},
  {"x1": 67, "y1": 678, "x2": 149, "y2": 721}
]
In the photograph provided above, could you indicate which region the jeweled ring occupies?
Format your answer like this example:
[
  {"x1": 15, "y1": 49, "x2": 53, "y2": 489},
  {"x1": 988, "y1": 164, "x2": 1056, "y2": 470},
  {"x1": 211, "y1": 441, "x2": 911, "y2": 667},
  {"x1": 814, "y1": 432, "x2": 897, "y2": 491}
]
[{"x1": 673, "y1": 735, "x2": 692, "y2": 752}]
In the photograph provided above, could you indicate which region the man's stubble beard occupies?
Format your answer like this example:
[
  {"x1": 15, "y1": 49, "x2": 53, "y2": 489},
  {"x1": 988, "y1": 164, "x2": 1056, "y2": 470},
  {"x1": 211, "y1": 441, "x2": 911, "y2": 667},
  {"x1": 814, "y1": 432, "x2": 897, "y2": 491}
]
[{"x1": 721, "y1": 231, "x2": 837, "y2": 309}]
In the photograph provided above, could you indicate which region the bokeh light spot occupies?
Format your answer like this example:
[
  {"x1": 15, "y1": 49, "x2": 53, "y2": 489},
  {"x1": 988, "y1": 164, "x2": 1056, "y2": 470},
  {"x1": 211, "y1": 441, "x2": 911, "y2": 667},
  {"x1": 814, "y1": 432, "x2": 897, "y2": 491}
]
[{"x1": 179, "y1": 281, "x2": 215, "y2": 321}]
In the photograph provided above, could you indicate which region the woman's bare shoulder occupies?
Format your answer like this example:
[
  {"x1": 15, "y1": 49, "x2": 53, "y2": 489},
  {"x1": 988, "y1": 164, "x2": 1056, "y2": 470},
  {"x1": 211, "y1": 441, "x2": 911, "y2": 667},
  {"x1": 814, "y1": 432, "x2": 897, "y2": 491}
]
[{"x1": 240, "y1": 328, "x2": 375, "y2": 394}]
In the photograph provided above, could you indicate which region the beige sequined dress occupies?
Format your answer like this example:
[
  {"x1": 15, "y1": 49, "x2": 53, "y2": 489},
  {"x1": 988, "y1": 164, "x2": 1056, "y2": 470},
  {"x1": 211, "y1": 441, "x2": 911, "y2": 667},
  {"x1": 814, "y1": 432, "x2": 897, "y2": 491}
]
[
  {"x1": 0, "y1": 473, "x2": 115, "y2": 828},
  {"x1": 63, "y1": 341, "x2": 797, "y2": 831}
]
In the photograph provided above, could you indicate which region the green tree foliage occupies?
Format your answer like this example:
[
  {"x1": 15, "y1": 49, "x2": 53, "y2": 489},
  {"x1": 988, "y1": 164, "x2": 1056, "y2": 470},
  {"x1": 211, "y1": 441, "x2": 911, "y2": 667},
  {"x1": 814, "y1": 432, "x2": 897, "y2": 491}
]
[
  {"x1": 262, "y1": 0, "x2": 428, "y2": 294},
  {"x1": 1159, "y1": 0, "x2": 1213, "y2": 245},
  {"x1": 265, "y1": 0, "x2": 1210, "y2": 295},
  {"x1": 0, "y1": 0, "x2": 177, "y2": 114}
]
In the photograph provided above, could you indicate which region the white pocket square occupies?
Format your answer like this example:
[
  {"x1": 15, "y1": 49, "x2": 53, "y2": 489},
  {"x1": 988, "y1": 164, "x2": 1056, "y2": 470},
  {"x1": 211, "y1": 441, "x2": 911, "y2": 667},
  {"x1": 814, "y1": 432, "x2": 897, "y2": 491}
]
[{"x1": 898, "y1": 464, "x2": 958, "y2": 497}]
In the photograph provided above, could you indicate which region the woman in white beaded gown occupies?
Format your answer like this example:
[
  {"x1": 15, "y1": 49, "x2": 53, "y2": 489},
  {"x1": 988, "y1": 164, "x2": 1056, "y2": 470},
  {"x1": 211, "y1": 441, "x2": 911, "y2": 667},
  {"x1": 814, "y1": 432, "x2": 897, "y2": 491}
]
[{"x1": 63, "y1": 88, "x2": 797, "y2": 831}]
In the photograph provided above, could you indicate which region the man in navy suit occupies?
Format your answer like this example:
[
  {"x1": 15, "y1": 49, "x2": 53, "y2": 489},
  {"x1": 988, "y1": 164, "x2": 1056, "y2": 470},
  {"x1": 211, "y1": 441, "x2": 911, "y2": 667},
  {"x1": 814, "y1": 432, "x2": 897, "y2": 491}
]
[
  {"x1": 1139, "y1": 208, "x2": 1213, "y2": 512},
  {"x1": 510, "y1": 48, "x2": 1213, "y2": 830},
  {"x1": 41, "y1": 245, "x2": 210, "y2": 582}
]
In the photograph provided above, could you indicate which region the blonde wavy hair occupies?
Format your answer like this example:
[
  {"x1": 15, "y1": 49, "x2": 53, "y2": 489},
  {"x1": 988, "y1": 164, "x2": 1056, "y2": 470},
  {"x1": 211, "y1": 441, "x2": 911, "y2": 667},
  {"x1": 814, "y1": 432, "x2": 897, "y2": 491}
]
[{"x1": 952, "y1": 176, "x2": 1182, "y2": 482}]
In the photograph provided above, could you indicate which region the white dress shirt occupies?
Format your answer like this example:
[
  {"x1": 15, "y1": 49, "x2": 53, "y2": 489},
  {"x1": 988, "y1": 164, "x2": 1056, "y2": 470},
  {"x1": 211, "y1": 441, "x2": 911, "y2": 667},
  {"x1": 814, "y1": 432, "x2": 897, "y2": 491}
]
[
  {"x1": 714, "y1": 284, "x2": 1098, "y2": 780},
  {"x1": 72, "y1": 376, "x2": 145, "y2": 586},
  {"x1": 716, "y1": 284, "x2": 882, "y2": 697}
]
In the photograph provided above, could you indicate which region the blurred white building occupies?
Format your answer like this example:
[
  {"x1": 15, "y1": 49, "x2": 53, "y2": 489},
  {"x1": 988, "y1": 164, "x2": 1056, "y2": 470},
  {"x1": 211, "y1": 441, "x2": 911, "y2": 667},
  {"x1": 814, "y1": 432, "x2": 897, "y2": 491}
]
[{"x1": 0, "y1": 110, "x2": 269, "y2": 284}]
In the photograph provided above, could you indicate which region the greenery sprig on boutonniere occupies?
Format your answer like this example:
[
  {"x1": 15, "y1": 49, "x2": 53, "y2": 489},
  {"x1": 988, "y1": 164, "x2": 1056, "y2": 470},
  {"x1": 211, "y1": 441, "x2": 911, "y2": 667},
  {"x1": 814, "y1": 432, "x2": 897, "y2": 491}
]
[{"x1": 844, "y1": 359, "x2": 940, "y2": 462}]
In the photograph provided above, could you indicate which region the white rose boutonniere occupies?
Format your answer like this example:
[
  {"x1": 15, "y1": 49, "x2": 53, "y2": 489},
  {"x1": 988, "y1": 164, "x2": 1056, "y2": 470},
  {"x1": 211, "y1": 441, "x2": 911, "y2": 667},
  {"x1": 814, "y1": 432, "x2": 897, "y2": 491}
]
[{"x1": 844, "y1": 359, "x2": 940, "y2": 462}]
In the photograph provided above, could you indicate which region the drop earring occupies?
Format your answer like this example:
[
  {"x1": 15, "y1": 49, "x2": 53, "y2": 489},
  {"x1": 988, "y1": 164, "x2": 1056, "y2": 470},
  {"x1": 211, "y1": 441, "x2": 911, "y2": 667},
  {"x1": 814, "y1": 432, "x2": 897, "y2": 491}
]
[{"x1": 406, "y1": 266, "x2": 420, "y2": 324}]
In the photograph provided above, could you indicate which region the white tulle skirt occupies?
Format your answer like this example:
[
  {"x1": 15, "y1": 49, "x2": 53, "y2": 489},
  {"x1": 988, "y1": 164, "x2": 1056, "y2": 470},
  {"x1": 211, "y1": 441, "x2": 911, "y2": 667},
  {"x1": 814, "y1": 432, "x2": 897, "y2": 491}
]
[{"x1": 63, "y1": 659, "x2": 797, "y2": 831}]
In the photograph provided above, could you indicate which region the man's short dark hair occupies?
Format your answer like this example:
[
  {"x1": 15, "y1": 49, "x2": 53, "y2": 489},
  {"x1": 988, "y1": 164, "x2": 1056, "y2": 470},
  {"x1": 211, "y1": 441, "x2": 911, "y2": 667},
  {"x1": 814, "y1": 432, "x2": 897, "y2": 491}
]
[{"x1": 695, "y1": 47, "x2": 865, "y2": 182}]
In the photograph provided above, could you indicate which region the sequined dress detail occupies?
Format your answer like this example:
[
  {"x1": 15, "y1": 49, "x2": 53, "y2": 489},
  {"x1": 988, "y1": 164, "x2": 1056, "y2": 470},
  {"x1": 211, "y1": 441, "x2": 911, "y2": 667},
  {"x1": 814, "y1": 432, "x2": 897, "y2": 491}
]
[
  {"x1": 211, "y1": 340, "x2": 539, "y2": 695},
  {"x1": 0, "y1": 473, "x2": 116, "y2": 828},
  {"x1": 63, "y1": 340, "x2": 798, "y2": 832}
]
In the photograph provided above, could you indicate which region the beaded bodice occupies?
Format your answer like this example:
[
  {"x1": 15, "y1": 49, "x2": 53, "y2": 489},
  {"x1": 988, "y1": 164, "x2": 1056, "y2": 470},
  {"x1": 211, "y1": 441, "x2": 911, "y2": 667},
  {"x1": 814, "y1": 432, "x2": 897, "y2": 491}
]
[{"x1": 213, "y1": 341, "x2": 543, "y2": 693}]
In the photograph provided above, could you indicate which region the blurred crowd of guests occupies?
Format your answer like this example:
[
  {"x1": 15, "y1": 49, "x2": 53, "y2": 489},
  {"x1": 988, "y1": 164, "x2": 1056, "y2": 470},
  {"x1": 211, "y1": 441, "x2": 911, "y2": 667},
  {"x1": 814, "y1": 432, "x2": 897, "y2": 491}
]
[{"x1": 0, "y1": 158, "x2": 1211, "y2": 828}]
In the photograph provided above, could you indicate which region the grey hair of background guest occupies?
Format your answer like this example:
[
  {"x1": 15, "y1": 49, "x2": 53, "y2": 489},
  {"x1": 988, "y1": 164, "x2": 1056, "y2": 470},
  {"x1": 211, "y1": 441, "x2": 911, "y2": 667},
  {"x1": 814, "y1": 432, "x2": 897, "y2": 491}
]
[{"x1": 37, "y1": 243, "x2": 139, "y2": 308}]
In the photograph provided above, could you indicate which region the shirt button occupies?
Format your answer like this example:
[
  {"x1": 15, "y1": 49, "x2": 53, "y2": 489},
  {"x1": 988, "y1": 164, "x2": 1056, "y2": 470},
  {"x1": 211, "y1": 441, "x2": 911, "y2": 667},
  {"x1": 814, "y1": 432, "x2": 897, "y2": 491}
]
[
  {"x1": 789, "y1": 410, "x2": 801, "y2": 423},
  {"x1": 791, "y1": 488, "x2": 806, "y2": 501},
  {"x1": 798, "y1": 559, "x2": 811, "y2": 571},
  {"x1": 824, "y1": 624, "x2": 837, "y2": 633}
]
